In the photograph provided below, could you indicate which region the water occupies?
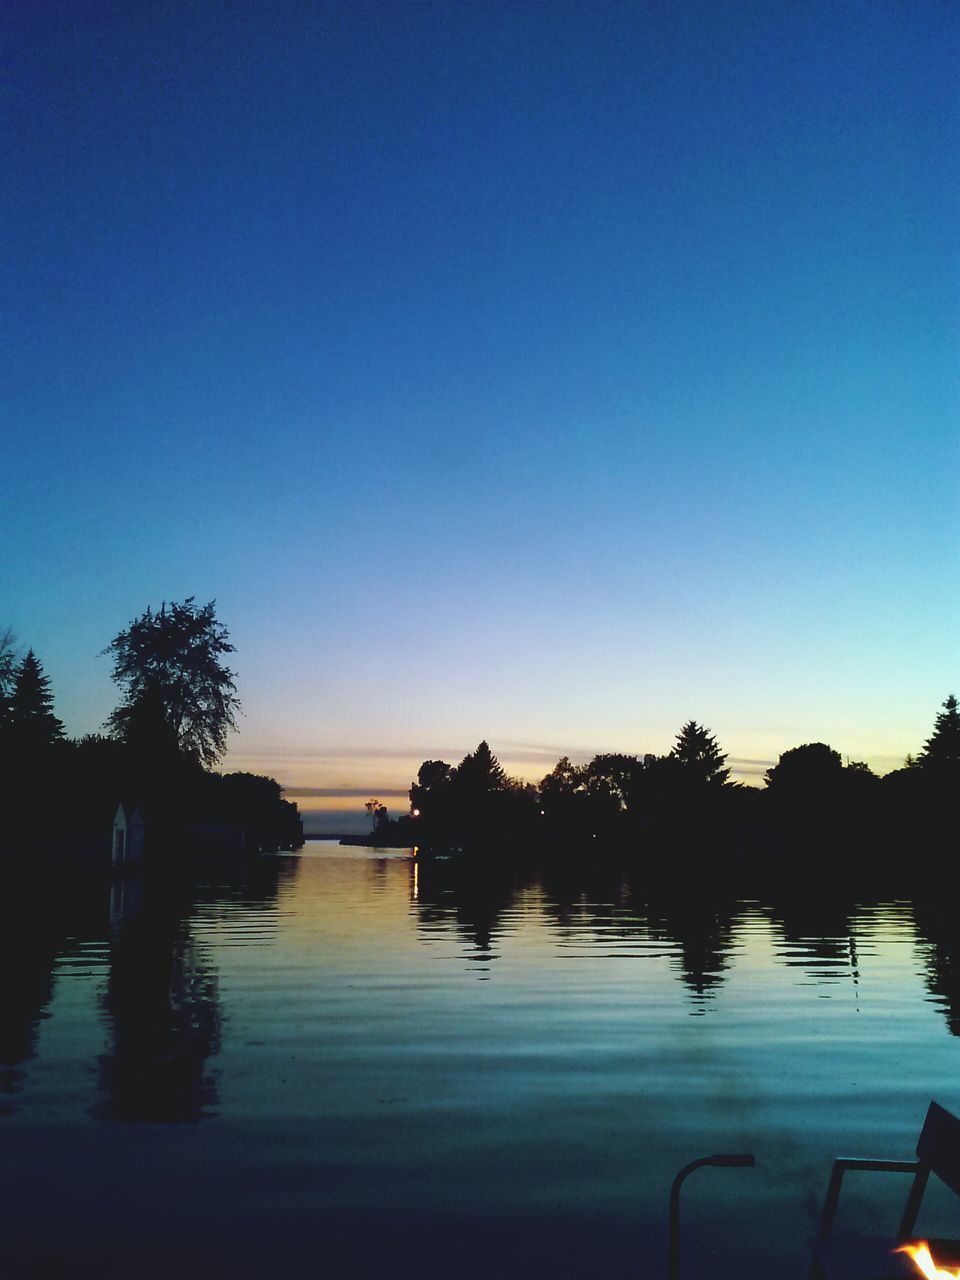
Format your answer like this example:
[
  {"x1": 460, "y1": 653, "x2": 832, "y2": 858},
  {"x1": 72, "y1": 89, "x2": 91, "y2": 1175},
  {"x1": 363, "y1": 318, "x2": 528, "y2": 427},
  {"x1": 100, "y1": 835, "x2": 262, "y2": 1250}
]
[{"x1": 2, "y1": 843, "x2": 959, "y2": 1278}]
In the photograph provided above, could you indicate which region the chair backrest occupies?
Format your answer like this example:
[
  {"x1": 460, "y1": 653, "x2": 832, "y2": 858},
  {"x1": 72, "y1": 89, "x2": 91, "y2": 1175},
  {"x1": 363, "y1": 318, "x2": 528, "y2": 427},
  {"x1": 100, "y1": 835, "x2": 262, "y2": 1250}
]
[{"x1": 917, "y1": 1101, "x2": 960, "y2": 1197}]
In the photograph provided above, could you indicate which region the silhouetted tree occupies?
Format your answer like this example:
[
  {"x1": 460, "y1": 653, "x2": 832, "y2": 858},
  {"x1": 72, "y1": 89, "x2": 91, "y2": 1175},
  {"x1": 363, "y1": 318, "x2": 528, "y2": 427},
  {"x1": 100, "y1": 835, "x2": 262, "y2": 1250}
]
[
  {"x1": 764, "y1": 742, "x2": 843, "y2": 791},
  {"x1": 411, "y1": 743, "x2": 537, "y2": 853},
  {"x1": 215, "y1": 772, "x2": 302, "y2": 850},
  {"x1": 842, "y1": 758, "x2": 880, "y2": 807},
  {"x1": 539, "y1": 756, "x2": 585, "y2": 823},
  {"x1": 0, "y1": 629, "x2": 16, "y2": 733},
  {"x1": 453, "y1": 740, "x2": 508, "y2": 793},
  {"x1": 415, "y1": 760, "x2": 452, "y2": 792},
  {"x1": 117, "y1": 679, "x2": 182, "y2": 779},
  {"x1": 104, "y1": 598, "x2": 240, "y2": 767},
  {"x1": 56, "y1": 733, "x2": 134, "y2": 841},
  {"x1": 671, "y1": 720, "x2": 730, "y2": 786},
  {"x1": 583, "y1": 753, "x2": 640, "y2": 810},
  {"x1": 633, "y1": 751, "x2": 685, "y2": 812},
  {"x1": 918, "y1": 695, "x2": 960, "y2": 773},
  {"x1": 409, "y1": 760, "x2": 450, "y2": 815},
  {"x1": 540, "y1": 756, "x2": 582, "y2": 798},
  {"x1": 7, "y1": 650, "x2": 64, "y2": 751},
  {"x1": 365, "y1": 798, "x2": 388, "y2": 833},
  {"x1": 409, "y1": 760, "x2": 455, "y2": 842}
]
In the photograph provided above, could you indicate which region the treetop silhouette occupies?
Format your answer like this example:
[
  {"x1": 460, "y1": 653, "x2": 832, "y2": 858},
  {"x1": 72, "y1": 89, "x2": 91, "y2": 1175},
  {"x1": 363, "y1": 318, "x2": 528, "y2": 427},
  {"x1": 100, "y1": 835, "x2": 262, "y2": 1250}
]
[
  {"x1": 7, "y1": 649, "x2": 65, "y2": 750},
  {"x1": 671, "y1": 720, "x2": 730, "y2": 786},
  {"x1": 764, "y1": 742, "x2": 843, "y2": 789},
  {"x1": 104, "y1": 598, "x2": 240, "y2": 768},
  {"x1": 0, "y1": 629, "x2": 17, "y2": 732},
  {"x1": 918, "y1": 694, "x2": 960, "y2": 772},
  {"x1": 453, "y1": 740, "x2": 508, "y2": 793}
]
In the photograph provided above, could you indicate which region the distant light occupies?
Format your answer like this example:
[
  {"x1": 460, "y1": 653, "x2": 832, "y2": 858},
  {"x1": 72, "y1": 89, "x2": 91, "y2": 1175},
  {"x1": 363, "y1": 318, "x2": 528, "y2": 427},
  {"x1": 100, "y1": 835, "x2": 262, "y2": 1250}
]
[
  {"x1": 412, "y1": 809, "x2": 420, "y2": 817},
  {"x1": 540, "y1": 810, "x2": 545, "y2": 816}
]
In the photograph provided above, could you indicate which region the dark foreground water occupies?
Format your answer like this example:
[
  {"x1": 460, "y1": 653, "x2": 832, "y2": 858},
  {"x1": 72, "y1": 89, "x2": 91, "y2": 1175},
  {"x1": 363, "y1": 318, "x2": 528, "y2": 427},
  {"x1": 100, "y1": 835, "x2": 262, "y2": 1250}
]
[{"x1": 2, "y1": 843, "x2": 959, "y2": 1278}]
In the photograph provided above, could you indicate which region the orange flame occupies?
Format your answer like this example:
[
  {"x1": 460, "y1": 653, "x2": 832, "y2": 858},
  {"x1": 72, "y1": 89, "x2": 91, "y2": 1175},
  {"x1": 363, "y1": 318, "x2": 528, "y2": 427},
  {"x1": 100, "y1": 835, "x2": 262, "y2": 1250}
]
[{"x1": 897, "y1": 1243, "x2": 960, "y2": 1280}]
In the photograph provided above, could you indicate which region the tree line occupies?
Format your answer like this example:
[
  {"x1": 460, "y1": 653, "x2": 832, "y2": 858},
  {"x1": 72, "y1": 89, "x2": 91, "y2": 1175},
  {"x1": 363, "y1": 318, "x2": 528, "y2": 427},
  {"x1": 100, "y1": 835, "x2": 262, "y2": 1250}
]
[
  {"x1": 4, "y1": 600, "x2": 954, "y2": 868},
  {"x1": 366, "y1": 700, "x2": 959, "y2": 864},
  {"x1": 0, "y1": 601, "x2": 302, "y2": 858}
]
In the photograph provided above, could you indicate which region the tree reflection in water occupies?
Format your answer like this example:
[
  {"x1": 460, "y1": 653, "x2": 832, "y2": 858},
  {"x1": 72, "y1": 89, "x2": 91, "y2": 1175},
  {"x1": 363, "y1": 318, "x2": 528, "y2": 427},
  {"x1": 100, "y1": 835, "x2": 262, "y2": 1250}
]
[
  {"x1": 645, "y1": 897, "x2": 739, "y2": 1008},
  {"x1": 408, "y1": 851, "x2": 960, "y2": 1035},
  {"x1": 0, "y1": 865, "x2": 104, "y2": 1111},
  {"x1": 93, "y1": 854, "x2": 293, "y2": 1123},
  {"x1": 4, "y1": 846, "x2": 960, "y2": 1147},
  {"x1": 95, "y1": 890, "x2": 222, "y2": 1123},
  {"x1": 913, "y1": 899, "x2": 960, "y2": 1037},
  {"x1": 0, "y1": 913, "x2": 59, "y2": 1107},
  {"x1": 412, "y1": 857, "x2": 523, "y2": 969}
]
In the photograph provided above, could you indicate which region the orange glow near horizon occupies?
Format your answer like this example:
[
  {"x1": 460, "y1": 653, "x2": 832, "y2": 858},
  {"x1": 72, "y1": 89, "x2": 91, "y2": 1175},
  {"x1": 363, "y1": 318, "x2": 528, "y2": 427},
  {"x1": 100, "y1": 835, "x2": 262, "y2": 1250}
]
[
  {"x1": 282, "y1": 794, "x2": 406, "y2": 814},
  {"x1": 223, "y1": 744, "x2": 775, "y2": 809}
]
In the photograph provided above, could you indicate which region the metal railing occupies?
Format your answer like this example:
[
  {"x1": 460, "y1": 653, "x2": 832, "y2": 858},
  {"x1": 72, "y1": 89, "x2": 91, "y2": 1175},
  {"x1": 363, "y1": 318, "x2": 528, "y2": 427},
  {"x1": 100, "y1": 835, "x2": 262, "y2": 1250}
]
[{"x1": 668, "y1": 1152, "x2": 756, "y2": 1280}]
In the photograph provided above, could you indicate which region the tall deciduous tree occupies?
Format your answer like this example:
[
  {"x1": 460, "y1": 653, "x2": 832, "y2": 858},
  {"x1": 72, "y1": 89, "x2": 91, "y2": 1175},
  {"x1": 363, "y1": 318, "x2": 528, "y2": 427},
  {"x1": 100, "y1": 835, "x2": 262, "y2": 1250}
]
[
  {"x1": 104, "y1": 598, "x2": 240, "y2": 768},
  {"x1": 671, "y1": 720, "x2": 730, "y2": 786},
  {"x1": 918, "y1": 695, "x2": 960, "y2": 772},
  {"x1": 8, "y1": 649, "x2": 65, "y2": 749}
]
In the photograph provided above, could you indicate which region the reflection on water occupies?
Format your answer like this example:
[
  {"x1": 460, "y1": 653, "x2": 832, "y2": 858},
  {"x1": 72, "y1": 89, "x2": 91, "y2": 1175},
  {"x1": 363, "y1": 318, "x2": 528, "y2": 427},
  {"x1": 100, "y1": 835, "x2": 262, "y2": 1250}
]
[
  {"x1": 96, "y1": 904, "x2": 221, "y2": 1123},
  {"x1": 1, "y1": 845, "x2": 960, "y2": 1278},
  {"x1": 914, "y1": 899, "x2": 960, "y2": 1038},
  {"x1": 0, "y1": 866, "x2": 105, "y2": 1110}
]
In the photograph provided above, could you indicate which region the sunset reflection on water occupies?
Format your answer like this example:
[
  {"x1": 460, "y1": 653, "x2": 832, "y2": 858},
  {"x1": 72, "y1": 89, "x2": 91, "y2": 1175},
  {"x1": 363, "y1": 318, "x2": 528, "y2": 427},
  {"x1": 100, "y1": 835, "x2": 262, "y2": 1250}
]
[{"x1": 1, "y1": 844, "x2": 959, "y2": 1279}]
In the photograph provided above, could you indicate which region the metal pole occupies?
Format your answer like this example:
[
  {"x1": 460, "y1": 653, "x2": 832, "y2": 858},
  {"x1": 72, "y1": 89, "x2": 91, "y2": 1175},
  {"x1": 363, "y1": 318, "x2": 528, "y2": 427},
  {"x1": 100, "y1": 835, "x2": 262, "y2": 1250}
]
[{"x1": 668, "y1": 1153, "x2": 755, "y2": 1280}]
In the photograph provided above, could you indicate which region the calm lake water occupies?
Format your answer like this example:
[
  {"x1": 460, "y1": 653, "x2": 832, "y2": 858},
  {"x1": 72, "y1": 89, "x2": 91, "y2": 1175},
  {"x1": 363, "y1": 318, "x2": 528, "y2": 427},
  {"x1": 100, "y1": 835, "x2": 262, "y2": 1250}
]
[{"x1": 2, "y1": 842, "x2": 959, "y2": 1278}]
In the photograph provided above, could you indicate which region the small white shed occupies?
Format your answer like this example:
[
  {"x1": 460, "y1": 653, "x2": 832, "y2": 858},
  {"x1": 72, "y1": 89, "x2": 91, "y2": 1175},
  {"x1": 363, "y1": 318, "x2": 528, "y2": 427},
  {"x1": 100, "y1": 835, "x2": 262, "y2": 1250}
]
[{"x1": 112, "y1": 803, "x2": 145, "y2": 866}]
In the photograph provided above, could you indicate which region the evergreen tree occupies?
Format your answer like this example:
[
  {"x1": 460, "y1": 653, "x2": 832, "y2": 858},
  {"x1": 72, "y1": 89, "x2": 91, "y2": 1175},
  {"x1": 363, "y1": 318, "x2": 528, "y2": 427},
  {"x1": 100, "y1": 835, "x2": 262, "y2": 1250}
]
[
  {"x1": 453, "y1": 740, "x2": 508, "y2": 793},
  {"x1": 918, "y1": 695, "x2": 960, "y2": 772},
  {"x1": 671, "y1": 720, "x2": 730, "y2": 786},
  {"x1": 8, "y1": 650, "x2": 65, "y2": 749}
]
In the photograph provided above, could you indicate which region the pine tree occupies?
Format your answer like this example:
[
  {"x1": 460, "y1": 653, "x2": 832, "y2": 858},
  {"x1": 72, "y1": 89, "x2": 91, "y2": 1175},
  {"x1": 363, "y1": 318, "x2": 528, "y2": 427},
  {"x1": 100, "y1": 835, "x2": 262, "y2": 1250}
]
[
  {"x1": 9, "y1": 649, "x2": 65, "y2": 749},
  {"x1": 453, "y1": 741, "x2": 508, "y2": 793},
  {"x1": 671, "y1": 720, "x2": 730, "y2": 786},
  {"x1": 918, "y1": 695, "x2": 960, "y2": 772}
]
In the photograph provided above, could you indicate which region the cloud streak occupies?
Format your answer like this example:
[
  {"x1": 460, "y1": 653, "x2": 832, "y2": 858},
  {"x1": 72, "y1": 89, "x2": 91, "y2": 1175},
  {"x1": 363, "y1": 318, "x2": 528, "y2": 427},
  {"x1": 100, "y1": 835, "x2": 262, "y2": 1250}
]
[{"x1": 282, "y1": 785, "x2": 410, "y2": 799}]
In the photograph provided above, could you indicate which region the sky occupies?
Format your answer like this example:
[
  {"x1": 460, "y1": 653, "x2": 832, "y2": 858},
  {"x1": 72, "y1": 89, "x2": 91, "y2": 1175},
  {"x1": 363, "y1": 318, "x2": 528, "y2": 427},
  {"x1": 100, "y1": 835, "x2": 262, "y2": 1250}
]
[{"x1": 3, "y1": 0, "x2": 957, "y2": 832}]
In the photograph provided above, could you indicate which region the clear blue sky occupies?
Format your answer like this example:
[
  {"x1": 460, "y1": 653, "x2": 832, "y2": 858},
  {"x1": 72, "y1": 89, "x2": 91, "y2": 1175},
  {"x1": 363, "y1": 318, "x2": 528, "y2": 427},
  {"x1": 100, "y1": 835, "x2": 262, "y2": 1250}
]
[{"x1": 3, "y1": 0, "x2": 957, "y2": 826}]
